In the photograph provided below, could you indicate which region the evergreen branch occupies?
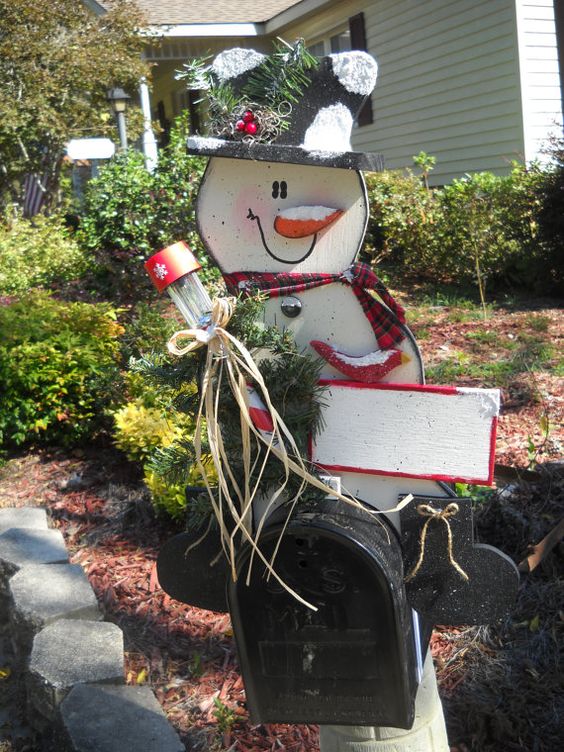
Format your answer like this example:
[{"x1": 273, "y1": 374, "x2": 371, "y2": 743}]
[
  {"x1": 175, "y1": 55, "x2": 215, "y2": 90},
  {"x1": 243, "y1": 39, "x2": 318, "y2": 107},
  {"x1": 136, "y1": 293, "x2": 327, "y2": 506}
]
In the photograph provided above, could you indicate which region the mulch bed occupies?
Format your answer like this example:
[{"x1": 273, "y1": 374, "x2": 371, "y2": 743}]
[{"x1": 0, "y1": 447, "x2": 562, "y2": 752}]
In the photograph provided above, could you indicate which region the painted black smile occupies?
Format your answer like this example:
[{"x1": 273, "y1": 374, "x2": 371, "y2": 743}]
[{"x1": 247, "y1": 208, "x2": 317, "y2": 264}]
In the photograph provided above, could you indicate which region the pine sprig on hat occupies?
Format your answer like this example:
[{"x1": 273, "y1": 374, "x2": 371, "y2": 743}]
[
  {"x1": 244, "y1": 39, "x2": 318, "y2": 108},
  {"x1": 176, "y1": 39, "x2": 319, "y2": 144}
]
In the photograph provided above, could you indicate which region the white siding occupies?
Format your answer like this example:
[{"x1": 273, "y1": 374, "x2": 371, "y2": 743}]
[
  {"x1": 356, "y1": 0, "x2": 525, "y2": 184},
  {"x1": 516, "y1": 0, "x2": 563, "y2": 163},
  {"x1": 281, "y1": 0, "x2": 526, "y2": 184}
]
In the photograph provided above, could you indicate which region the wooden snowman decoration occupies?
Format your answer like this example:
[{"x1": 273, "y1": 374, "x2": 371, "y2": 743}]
[{"x1": 155, "y1": 43, "x2": 519, "y2": 752}]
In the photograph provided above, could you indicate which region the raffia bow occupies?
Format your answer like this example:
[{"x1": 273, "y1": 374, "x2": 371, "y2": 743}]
[
  {"x1": 168, "y1": 297, "x2": 415, "y2": 610},
  {"x1": 404, "y1": 502, "x2": 469, "y2": 583}
]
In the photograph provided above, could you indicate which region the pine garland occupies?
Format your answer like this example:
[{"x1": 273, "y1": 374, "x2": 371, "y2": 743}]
[{"x1": 131, "y1": 295, "x2": 328, "y2": 527}]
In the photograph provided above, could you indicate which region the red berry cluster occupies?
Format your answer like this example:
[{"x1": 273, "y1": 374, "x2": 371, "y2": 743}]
[{"x1": 235, "y1": 110, "x2": 258, "y2": 136}]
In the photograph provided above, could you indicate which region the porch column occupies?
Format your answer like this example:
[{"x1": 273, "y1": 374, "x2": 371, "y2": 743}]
[{"x1": 139, "y1": 77, "x2": 158, "y2": 172}]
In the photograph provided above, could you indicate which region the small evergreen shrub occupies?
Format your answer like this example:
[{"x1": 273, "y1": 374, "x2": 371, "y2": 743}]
[
  {"x1": 78, "y1": 115, "x2": 213, "y2": 299},
  {"x1": 533, "y1": 136, "x2": 564, "y2": 293},
  {"x1": 143, "y1": 470, "x2": 188, "y2": 521},
  {"x1": 111, "y1": 378, "x2": 215, "y2": 521},
  {"x1": 0, "y1": 211, "x2": 89, "y2": 296},
  {"x1": 118, "y1": 300, "x2": 181, "y2": 362},
  {"x1": 0, "y1": 293, "x2": 123, "y2": 446}
]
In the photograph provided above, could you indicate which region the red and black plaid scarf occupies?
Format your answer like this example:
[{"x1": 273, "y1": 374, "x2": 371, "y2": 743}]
[{"x1": 224, "y1": 262, "x2": 406, "y2": 350}]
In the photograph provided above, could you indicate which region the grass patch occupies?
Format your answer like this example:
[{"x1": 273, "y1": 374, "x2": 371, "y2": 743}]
[
  {"x1": 523, "y1": 313, "x2": 551, "y2": 332},
  {"x1": 464, "y1": 330, "x2": 501, "y2": 345},
  {"x1": 447, "y1": 307, "x2": 495, "y2": 323},
  {"x1": 426, "y1": 357, "x2": 520, "y2": 386},
  {"x1": 412, "y1": 326, "x2": 430, "y2": 340}
]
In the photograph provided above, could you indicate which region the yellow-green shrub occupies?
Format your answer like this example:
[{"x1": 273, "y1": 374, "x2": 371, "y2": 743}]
[
  {"x1": 0, "y1": 212, "x2": 90, "y2": 296},
  {"x1": 0, "y1": 293, "x2": 123, "y2": 446},
  {"x1": 112, "y1": 401, "x2": 182, "y2": 462},
  {"x1": 112, "y1": 397, "x2": 217, "y2": 521},
  {"x1": 143, "y1": 470, "x2": 189, "y2": 521}
]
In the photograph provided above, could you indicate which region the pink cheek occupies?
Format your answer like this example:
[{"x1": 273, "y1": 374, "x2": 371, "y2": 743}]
[{"x1": 232, "y1": 192, "x2": 267, "y2": 241}]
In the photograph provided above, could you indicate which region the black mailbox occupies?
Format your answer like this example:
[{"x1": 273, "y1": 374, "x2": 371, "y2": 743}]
[{"x1": 228, "y1": 499, "x2": 423, "y2": 728}]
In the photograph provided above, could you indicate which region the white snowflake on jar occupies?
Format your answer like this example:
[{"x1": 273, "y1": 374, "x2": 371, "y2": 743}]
[{"x1": 154, "y1": 263, "x2": 168, "y2": 280}]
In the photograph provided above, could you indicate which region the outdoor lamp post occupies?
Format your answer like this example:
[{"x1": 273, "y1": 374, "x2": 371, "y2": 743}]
[{"x1": 106, "y1": 87, "x2": 131, "y2": 150}]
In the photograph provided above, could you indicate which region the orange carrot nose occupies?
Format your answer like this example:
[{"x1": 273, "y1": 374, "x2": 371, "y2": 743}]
[{"x1": 274, "y1": 206, "x2": 343, "y2": 238}]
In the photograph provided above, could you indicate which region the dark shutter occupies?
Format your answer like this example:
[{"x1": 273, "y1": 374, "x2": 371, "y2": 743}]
[{"x1": 349, "y1": 12, "x2": 373, "y2": 126}]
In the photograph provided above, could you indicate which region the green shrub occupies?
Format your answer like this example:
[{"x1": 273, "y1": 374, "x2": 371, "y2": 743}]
[
  {"x1": 0, "y1": 293, "x2": 123, "y2": 447},
  {"x1": 111, "y1": 378, "x2": 215, "y2": 521},
  {"x1": 533, "y1": 136, "x2": 564, "y2": 293},
  {"x1": 143, "y1": 470, "x2": 190, "y2": 521},
  {"x1": 78, "y1": 114, "x2": 212, "y2": 300},
  {"x1": 364, "y1": 168, "x2": 438, "y2": 269},
  {"x1": 0, "y1": 211, "x2": 90, "y2": 296},
  {"x1": 365, "y1": 157, "x2": 559, "y2": 294},
  {"x1": 119, "y1": 300, "x2": 181, "y2": 362}
]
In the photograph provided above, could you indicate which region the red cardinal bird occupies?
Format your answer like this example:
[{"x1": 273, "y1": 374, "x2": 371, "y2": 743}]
[{"x1": 311, "y1": 340, "x2": 409, "y2": 383}]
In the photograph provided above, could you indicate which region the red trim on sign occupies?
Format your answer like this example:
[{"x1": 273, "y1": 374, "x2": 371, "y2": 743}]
[
  {"x1": 318, "y1": 379, "x2": 460, "y2": 396},
  {"x1": 311, "y1": 380, "x2": 498, "y2": 486},
  {"x1": 487, "y1": 416, "x2": 498, "y2": 486},
  {"x1": 312, "y1": 461, "x2": 494, "y2": 486}
]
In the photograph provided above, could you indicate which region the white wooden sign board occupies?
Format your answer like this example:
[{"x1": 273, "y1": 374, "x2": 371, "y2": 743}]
[
  {"x1": 66, "y1": 138, "x2": 115, "y2": 161},
  {"x1": 311, "y1": 381, "x2": 500, "y2": 485}
]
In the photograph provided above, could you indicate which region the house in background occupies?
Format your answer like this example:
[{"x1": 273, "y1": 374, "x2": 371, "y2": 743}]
[{"x1": 94, "y1": 0, "x2": 564, "y2": 185}]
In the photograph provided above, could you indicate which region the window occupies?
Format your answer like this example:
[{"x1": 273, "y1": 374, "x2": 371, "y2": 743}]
[{"x1": 308, "y1": 28, "x2": 351, "y2": 57}]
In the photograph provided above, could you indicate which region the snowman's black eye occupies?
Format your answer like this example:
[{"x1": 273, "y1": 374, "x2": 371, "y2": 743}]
[{"x1": 271, "y1": 181, "x2": 288, "y2": 199}]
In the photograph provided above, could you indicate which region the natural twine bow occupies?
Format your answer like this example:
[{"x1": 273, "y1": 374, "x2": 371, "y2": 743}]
[
  {"x1": 168, "y1": 297, "x2": 415, "y2": 611},
  {"x1": 405, "y1": 502, "x2": 469, "y2": 583}
]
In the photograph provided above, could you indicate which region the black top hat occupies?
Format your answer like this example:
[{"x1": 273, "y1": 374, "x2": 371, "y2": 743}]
[{"x1": 185, "y1": 45, "x2": 384, "y2": 171}]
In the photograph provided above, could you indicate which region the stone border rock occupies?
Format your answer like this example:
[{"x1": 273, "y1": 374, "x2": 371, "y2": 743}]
[{"x1": 0, "y1": 507, "x2": 184, "y2": 751}]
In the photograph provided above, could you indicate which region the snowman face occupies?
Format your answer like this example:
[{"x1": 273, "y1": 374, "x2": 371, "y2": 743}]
[{"x1": 196, "y1": 158, "x2": 368, "y2": 274}]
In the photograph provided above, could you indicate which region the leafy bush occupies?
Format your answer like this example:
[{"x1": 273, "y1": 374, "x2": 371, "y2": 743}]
[
  {"x1": 0, "y1": 293, "x2": 124, "y2": 446},
  {"x1": 143, "y1": 470, "x2": 189, "y2": 521},
  {"x1": 533, "y1": 136, "x2": 564, "y2": 293},
  {"x1": 364, "y1": 168, "x2": 438, "y2": 270},
  {"x1": 0, "y1": 211, "x2": 89, "y2": 296},
  {"x1": 113, "y1": 401, "x2": 183, "y2": 463},
  {"x1": 78, "y1": 114, "x2": 211, "y2": 300},
  {"x1": 364, "y1": 158, "x2": 560, "y2": 294},
  {"x1": 111, "y1": 375, "x2": 214, "y2": 521},
  {"x1": 119, "y1": 300, "x2": 181, "y2": 362}
]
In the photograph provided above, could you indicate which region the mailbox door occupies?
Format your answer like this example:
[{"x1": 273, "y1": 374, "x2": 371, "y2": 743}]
[{"x1": 228, "y1": 501, "x2": 419, "y2": 728}]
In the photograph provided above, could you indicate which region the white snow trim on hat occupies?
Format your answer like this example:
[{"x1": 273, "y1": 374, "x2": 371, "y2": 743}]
[
  {"x1": 329, "y1": 51, "x2": 378, "y2": 96},
  {"x1": 211, "y1": 48, "x2": 266, "y2": 82},
  {"x1": 187, "y1": 135, "x2": 224, "y2": 150},
  {"x1": 301, "y1": 104, "x2": 353, "y2": 154}
]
